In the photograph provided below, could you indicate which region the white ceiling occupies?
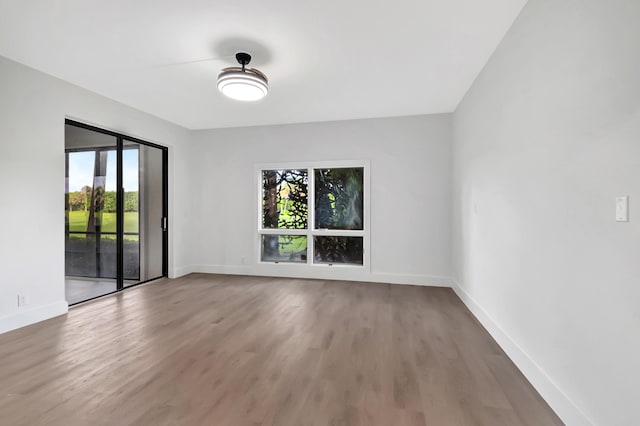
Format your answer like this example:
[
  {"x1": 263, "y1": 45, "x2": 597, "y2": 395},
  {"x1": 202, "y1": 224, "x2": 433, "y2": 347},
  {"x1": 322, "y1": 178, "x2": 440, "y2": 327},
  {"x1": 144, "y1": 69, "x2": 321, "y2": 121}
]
[{"x1": 0, "y1": 0, "x2": 527, "y2": 130}]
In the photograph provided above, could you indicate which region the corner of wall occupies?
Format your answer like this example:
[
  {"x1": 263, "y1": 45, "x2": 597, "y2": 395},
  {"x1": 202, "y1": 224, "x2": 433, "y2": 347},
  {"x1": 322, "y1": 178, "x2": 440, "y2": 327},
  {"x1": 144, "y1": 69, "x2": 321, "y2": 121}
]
[
  {"x1": 451, "y1": 280, "x2": 593, "y2": 426},
  {"x1": 0, "y1": 301, "x2": 69, "y2": 335},
  {"x1": 170, "y1": 265, "x2": 195, "y2": 279}
]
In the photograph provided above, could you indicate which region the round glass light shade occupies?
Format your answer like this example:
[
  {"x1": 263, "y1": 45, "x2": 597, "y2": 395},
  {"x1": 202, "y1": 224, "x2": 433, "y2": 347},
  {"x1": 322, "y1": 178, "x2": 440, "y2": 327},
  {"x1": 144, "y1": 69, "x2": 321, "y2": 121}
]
[{"x1": 217, "y1": 68, "x2": 268, "y2": 101}]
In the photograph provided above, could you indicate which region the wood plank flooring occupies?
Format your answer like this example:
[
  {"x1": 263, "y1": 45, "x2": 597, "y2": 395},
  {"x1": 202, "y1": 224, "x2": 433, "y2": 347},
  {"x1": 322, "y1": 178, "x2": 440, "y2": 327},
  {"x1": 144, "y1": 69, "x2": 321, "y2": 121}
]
[{"x1": 0, "y1": 274, "x2": 563, "y2": 426}]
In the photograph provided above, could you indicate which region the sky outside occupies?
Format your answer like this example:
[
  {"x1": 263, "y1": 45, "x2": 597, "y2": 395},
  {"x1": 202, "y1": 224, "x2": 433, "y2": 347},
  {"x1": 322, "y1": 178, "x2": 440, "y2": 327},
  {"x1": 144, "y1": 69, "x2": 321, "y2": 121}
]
[{"x1": 67, "y1": 150, "x2": 139, "y2": 192}]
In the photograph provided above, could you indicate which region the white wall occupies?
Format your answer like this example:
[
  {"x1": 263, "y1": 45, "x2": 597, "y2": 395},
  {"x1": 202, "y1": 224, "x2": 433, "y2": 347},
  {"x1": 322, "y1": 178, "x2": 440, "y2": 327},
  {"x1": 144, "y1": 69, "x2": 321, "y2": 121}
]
[
  {"x1": 0, "y1": 54, "x2": 452, "y2": 333},
  {"x1": 0, "y1": 55, "x2": 194, "y2": 333},
  {"x1": 189, "y1": 114, "x2": 452, "y2": 285},
  {"x1": 452, "y1": 0, "x2": 640, "y2": 424}
]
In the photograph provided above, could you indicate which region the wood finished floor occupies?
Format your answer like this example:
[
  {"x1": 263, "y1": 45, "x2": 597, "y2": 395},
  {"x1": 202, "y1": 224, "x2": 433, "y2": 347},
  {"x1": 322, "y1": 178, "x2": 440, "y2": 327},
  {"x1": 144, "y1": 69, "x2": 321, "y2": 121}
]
[{"x1": 0, "y1": 274, "x2": 563, "y2": 426}]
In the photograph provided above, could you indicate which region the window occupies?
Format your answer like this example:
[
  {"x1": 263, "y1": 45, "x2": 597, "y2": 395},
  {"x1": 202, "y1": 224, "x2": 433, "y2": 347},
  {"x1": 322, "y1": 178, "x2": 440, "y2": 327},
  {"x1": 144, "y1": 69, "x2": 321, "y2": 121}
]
[{"x1": 258, "y1": 162, "x2": 367, "y2": 266}]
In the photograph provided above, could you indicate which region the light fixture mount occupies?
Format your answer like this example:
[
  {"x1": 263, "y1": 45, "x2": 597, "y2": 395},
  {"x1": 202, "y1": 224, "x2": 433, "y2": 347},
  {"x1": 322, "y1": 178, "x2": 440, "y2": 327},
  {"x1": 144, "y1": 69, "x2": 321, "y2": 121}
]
[
  {"x1": 235, "y1": 52, "x2": 251, "y2": 69},
  {"x1": 217, "y1": 52, "x2": 269, "y2": 102}
]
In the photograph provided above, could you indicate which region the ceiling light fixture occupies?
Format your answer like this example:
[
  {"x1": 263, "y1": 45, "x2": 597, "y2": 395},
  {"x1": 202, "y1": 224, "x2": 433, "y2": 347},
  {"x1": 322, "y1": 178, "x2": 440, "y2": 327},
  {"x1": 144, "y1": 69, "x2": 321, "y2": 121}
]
[{"x1": 217, "y1": 52, "x2": 268, "y2": 101}]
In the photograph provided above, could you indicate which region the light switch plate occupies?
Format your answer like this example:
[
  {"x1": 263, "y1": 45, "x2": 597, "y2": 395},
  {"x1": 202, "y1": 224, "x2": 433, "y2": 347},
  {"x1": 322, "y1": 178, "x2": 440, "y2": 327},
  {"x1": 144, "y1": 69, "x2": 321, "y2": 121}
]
[{"x1": 616, "y1": 196, "x2": 629, "y2": 222}]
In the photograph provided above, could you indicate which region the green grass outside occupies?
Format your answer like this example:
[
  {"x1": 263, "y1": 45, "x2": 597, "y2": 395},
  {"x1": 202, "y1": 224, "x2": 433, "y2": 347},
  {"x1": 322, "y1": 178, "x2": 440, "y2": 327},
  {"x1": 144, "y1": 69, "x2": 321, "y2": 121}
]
[
  {"x1": 68, "y1": 211, "x2": 139, "y2": 237},
  {"x1": 275, "y1": 235, "x2": 307, "y2": 254}
]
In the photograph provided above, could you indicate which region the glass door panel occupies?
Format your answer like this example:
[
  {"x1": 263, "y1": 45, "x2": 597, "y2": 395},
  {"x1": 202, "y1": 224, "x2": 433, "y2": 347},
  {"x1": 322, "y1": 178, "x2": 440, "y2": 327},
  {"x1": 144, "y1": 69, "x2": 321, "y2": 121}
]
[
  {"x1": 65, "y1": 124, "x2": 118, "y2": 304},
  {"x1": 123, "y1": 140, "x2": 165, "y2": 287}
]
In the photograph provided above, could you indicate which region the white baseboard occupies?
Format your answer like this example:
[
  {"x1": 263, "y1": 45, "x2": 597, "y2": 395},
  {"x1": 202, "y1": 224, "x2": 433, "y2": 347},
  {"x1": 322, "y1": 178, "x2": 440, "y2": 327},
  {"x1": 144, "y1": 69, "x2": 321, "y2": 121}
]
[
  {"x1": 0, "y1": 300, "x2": 69, "y2": 335},
  {"x1": 451, "y1": 280, "x2": 592, "y2": 426},
  {"x1": 370, "y1": 272, "x2": 452, "y2": 287},
  {"x1": 186, "y1": 264, "x2": 452, "y2": 287},
  {"x1": 171, "y1": 265, "x2": 195, "y2": 279}
]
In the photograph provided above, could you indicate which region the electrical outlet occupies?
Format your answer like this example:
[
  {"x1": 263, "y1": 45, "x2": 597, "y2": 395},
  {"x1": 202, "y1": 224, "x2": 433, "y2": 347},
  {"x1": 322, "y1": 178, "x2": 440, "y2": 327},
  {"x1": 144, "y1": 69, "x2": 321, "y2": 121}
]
[
  {"x1": 240, "y1": 257, "x2": 246, "y2": 265},
  {"x1": 17, "y1": 294, "x2": 26, "y2": 307}
]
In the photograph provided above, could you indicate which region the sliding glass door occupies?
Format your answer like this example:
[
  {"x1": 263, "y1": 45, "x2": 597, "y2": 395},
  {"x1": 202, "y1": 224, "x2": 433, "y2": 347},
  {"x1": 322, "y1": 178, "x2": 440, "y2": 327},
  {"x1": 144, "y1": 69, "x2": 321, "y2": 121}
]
[
  {"x1": 123, "y1": 139, "x2": 166, "y2": 287},
  {"x1": 64, "y1": 120, "x2": 167, "y2": 304}
]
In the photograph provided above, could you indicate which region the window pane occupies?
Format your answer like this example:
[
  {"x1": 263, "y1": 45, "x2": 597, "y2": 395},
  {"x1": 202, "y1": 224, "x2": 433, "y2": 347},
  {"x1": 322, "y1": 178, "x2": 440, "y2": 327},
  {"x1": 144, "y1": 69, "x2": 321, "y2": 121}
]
[
  {"x1": 261, "y1": 235, "x2": 308, "y2": 263},
  {"x1": 65, "y1": 149, "x2": 118, "y2": 276},
  {"x1": 315, "y1": 167, "x2": 363, "y2": 230},
  {"x1": 314, "y1": 236, "x2": 363, "y2": 265},
  {"x1": 262, "y1": 169, "x2": 308, "y2": 229}
]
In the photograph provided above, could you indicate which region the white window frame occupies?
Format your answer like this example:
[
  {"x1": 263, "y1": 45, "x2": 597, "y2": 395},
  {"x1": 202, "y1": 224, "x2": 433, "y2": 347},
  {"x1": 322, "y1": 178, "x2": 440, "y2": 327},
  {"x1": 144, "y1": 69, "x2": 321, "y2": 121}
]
[{"x1": 255, "y1": 160, "x2": 370, "y2": 270}]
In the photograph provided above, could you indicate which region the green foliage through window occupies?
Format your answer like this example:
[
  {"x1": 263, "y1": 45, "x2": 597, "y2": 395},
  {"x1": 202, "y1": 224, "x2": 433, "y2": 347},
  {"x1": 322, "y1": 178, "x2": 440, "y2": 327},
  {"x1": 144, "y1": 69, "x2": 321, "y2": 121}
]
[
  {"x1": 315, "y1": 168, "x2": 364, "y2": 230},
  {"x1": 314, "y1": 236, "x2": 363, "y2": 265},
  {"x1": 262, "y1": 169, "x2": 308, "y2": 229},
  {"x1": 67, "y1": 189, "x2": 139, "y2": 213},
  {"x1": 260, "y1": 165, "x2": 365, "y2": 265}
]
